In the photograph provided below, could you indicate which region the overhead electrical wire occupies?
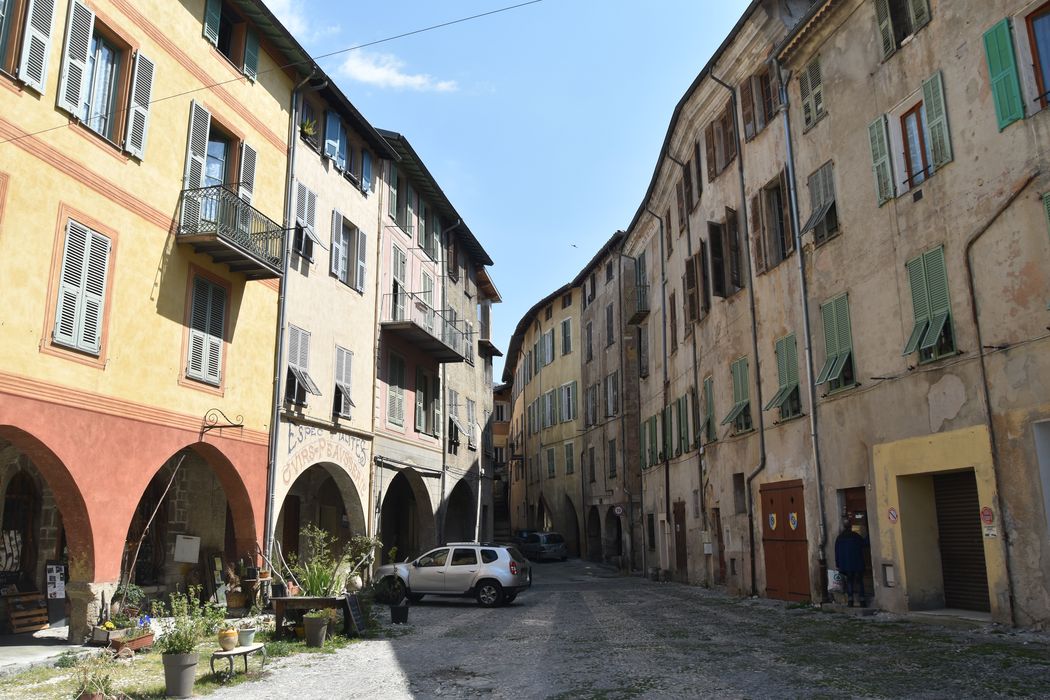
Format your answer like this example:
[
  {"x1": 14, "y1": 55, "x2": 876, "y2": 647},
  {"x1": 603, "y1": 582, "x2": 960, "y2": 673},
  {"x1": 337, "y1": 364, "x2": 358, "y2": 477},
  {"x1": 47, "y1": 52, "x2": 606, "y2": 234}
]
[{"x1": 1, "y1": 0, "x2": 545, "y2": 145}]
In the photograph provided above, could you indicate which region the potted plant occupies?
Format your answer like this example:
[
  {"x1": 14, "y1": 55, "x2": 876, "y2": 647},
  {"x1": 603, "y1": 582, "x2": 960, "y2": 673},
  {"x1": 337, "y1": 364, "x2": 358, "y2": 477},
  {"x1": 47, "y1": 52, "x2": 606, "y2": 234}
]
[
  {"x1": 237, "y1": 612, "x2": 258, "y2": 647},
  {"x1": 300, "y1": 117, "x2": 318, "y2": 144},
  {"x1": 302, "y1": 609, "x2": 328, "y2": 647},
  {"x1": 73, "y1": 651, "x2": 115, "y2": 700},
  {"x1": 155, "y1": 590, "x2": 205, "y2": 699},
  {"x1": 91, "y1": 619, "x2": 127, "y2": 646},
  {"x1": 217, "y1": 625, "x2": 238, "y2": 651},
  {"x1": 109, "y1": 614, "x2": 154, "y2": 653},
  {"x1": 374, "y1": 576, "x2": 408, "y2": 624}
]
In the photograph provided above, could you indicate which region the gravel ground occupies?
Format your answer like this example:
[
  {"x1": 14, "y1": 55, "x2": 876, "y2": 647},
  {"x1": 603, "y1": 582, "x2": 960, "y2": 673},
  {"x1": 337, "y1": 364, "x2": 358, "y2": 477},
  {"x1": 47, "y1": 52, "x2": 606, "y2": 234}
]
[{"x1": 210, "y1": 559, "x2": 1050, "y2": 699}]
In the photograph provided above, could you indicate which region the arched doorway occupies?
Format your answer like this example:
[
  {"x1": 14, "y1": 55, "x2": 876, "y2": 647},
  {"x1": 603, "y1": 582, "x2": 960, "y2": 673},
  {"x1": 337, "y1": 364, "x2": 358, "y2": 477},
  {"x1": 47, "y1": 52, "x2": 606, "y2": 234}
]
[
  {"x1": 604, "y1": 506, "x2": 623, "y2": 563},
  {"x1": 536, "y1": 496, "x2": 552, "y2": 530},
  {"x1": 586, "y1": 506, "x2": 602, "y2": 561},
  {"x1": 562, "y1": 495, "x2": 580, "y2": 557},
  {"x1": 276, "y1": 463, "x2": 366, "y2": 563},
  {"x1": 443, "y1": 479, "x2": 475, "y2": 544},
  {"x1": 122, "y1": 446, "x2": 255, "y2": 600},
  {"x1": 380, "y1": 470, "x2": 434, "y2": 563}
]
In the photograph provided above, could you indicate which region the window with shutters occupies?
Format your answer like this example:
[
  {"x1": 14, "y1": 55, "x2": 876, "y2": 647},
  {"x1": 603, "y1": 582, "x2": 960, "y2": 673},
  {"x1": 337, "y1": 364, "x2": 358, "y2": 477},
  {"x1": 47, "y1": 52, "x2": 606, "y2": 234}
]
[
  {"x1": 721, "y1": 357, "x2": 752, "y2": 434},
  {"x1": 608, "y1": 439, "x2": 617, "y2": 478},
  {"x1": 676, "y1": 180, "x2": 687, "y2": 233},
  {"x1": 873, "y1": 0, "x2": 931, "y2": 61},
  {"x1": 546, "y1": 447, "x2": 556, "y2": 478},
  {"x1": 564, "y1": 442, "x2": 574, "y2": 475},
  {"x1": 704, "y1": 100, "x2": 737, "y2": 182},
  {"x1": 692, "y1": 141, "x2": 704, "y2": 205},
  {"x1": 560, "y1": 317, "x2": 573, "y2": 355},
  {"x1": 334, "y1": 345, "x2": 354, "y2": 418},
  {"x1": 741, "y1": 65, "x2": 780, "y2": 141},
  {"x1": 606, "y1": 304, "x2": 615, "y2": 346},
  {"x1": 664, "y1": 208, "x2": 673, "y2": 256},
  {"x1": 185, "y1": 274, "x2": 228, "y2": 387},
  {"x1": 466, "y1": 399, "x2": 477, "y2": 449},
  {"x1": 585, "y1": 321, "x2": 593, "y2": 363},
  {"x1": 753, "y1": 170, "x2": 795, "y2": 271},
  {"x1": 329, "y1": 212, "x2": 367, "y2": 292},
  {"x1": 604, "y1": 372, "x2": 619, "y2": 417},
  {"x1": 700, "y1": 376, "x2": 716, "y2": 444},
  {"x1": 801, "y1": 162, "x2": 838, "y2": 246},
  {"x1": 387, "y1": 353, "x2": 406, "y2": 426},
  {"x1": 323, "y1": 110, "x2": 352, "y2": 174},
  {"x1": 562, "y1": 292, "x2": 572, "y2": 308},
  {"x1": 2, "y1": 0, "x2": 56, "y2": 93},
  {"x1": 293, "y1": 182, "x2": 320, "y2": 261},
  {"x1": 903, "y1": 246, "x2": 956, "y2": 362},
  {"x1": 816, "y1": 294, "x2": 856, "y2": 392},
  {"x1": 764, "y1": 334, "x2": 802, "y2": 420},
  {"x1": 299, "y1": 98, "x2": 320, "y2": 148},
  {"x1": 544, "y1": 305, "x2": 553, "y2": 321},
  {"x1": 799, "y1": 55, "x2": 825, "y2": 130},
  {"x1": 638, "y1": 322, "x2": 649, "y2": 378},
  {"x1": 707, "y1": 211, "x2": 743, "y2": 299},
  {"x1": 202, "y1": 0, "x2": 259, "y2": 79},
  {"x1": 51, "y1": 218, "x2": 111, "y2": 357},
  {"x1": 870, "y1": 72, "x2": 952, "y2": 201},
  {"x1": 285, "y1": 324, "x2": 321, "y2": 405}
]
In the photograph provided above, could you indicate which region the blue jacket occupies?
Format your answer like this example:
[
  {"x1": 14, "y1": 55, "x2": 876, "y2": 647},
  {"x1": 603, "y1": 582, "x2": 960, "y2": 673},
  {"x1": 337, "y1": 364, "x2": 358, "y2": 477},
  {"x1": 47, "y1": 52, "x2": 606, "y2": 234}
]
[{"x1": 834, "y1": 529, "x2": 865, "y2": 574}]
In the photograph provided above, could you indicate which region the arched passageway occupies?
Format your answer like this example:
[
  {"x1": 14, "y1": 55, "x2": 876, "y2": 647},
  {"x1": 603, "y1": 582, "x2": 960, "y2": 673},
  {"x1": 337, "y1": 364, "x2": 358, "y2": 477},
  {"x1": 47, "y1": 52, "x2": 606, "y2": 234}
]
[
  {"x1": 380, "y1": 469, "x2": 434, "y2": 563},
  {"x1": 562, "y1": 495, "x2": 580, "y2": 557},
  {"x1": 276, "y1": 463, "x2": 366, "y2": 561},
  {"x1": 443, "y1": 479, "x2": 475, "y2": 543},
  {"x1": 604, "y1": 507, "x2": 623, "y2": 563},
  {"x1": 586, "y1": 506, "x2": 602, "y2": 561}
]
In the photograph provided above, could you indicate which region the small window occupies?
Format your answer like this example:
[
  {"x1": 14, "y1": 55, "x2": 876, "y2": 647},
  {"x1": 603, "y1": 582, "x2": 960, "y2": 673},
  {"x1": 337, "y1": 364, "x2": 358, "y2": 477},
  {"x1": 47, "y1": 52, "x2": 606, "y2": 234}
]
[
  {"x1": 545, "y1": 305, "x2": 552, "y2": 321},
  {"x1": 561, "y1": 293, "x2": 572, "y2": 308},
  {"x1": 902, "y1": 246, "x2": 955, "y2": 361},
  {"x1": 480, "y1": 549, "x2": 499, "y2": 564},
  {"x1": 875, "y1": 0, "x2": 931, "y2": 60},
  {"x1": 286, "y1": 325, "x2": 321, "y2": 405},
  {"x1": 799, "y1": 56, "x2": 825, "y2": 129},
  {"x1": 764, "y1": 334, "x2": 802, "y2": 420},
  {"x1": 605, "y1": 261, "x2": 614, "y2": 282},
  {"x1": 801, "y1": 162, "x2": 838, "y2": 246},
  {"x1": 564, "y1": 442, "x2": 575, "y2": 475},
  {"x1": 53, "y1": 220, "x2": 111, "y2": 356},
  {"x1": 203, "y1": 0, "x2": 260, "y2": 79},
  {"x1": 721, "y1": 357, "x2": 752, "y2": 434},
  {"x1": 451, "y1": 549, "x2": 478, "y2": 566},
  {"x1": 816, "y1": 294, "x2": 856, "y2": 392}
]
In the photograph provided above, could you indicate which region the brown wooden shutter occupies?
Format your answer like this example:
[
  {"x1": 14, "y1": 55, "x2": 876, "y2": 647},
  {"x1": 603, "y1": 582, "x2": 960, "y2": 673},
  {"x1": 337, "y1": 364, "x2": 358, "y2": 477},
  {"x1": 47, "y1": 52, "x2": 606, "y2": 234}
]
[
  {"x1": 697, "y1": 242, "x2": 710, "y2": 314},
  {"x1": 694, "y1": 141, "x2": 704, "y2": 199},
  {"x1": 709, "y1": 224, "x2": 726, "y2": 298},
  {"x1": 724, "y1": 104, "x2": 738, "y2": 163},
  {"x1": 726, "y1": 207, "x2": 742, "y2": 290},
  {"x1": 750, "y1": 194, "x2": 766, "y2": 275},
  {"x1": 705, "y1": 123, "x2": 716, "y2": 182},
  {"x1": 741, "y1": 77, "x2": 755, "y2": 140},
  {"x1": 779, "y1": 169, "x2": 794, "y2": 255}
]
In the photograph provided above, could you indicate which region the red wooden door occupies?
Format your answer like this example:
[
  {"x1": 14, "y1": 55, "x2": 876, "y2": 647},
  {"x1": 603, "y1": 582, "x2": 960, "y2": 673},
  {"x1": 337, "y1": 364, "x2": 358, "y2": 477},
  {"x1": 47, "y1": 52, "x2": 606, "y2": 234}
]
[{"x1": 760, "y1": 480, "x2": 810, "y2": 602}]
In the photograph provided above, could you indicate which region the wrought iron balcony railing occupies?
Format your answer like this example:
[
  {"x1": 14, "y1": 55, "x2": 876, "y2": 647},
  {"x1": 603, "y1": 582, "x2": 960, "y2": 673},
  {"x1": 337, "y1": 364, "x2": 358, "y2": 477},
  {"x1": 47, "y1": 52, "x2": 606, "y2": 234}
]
[
  {"x1": 626, "y1": 282, "x2": 651, "y2": 324},
  {"x1": 381, "y1": 289, "x2": 467, "y2": 363},
  {"x1": 177, "y1": 185, "x2": 285, "y2": 280}
]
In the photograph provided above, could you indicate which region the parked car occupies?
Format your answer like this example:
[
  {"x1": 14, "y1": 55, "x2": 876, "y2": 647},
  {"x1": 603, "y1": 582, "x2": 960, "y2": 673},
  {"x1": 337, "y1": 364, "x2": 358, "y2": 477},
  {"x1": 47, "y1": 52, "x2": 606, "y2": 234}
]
[
  {"x1": 373, "y1": 543, "x2": 531, "y2": 607},
  {"x1": 521, "y1": 531, "x2": 568, "y2": 562},
  {"x1": 510, "y1": 529, "x2": 539, "y2": 548}
]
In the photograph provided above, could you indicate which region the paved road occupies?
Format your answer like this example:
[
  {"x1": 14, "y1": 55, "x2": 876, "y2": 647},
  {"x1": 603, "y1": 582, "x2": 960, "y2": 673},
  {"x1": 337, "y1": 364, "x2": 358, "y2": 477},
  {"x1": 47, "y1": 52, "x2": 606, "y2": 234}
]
[{"x1": 212, "y1": 559, "x2": 1050, "y2": 699}]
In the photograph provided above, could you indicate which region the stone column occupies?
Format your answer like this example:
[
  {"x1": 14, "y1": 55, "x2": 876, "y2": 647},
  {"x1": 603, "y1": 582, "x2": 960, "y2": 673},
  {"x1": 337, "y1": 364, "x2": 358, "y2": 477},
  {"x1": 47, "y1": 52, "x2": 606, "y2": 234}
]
[{"x1": 65, "y1": 580, "x2": 117, "y2": 643}]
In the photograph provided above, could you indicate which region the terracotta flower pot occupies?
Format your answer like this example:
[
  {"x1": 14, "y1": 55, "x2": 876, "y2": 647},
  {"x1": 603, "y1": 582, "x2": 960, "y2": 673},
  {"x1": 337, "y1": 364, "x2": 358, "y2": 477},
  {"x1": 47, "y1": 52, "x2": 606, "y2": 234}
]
[{"x1": 218, "y1": 628, "x2": 238, "y2": 651}]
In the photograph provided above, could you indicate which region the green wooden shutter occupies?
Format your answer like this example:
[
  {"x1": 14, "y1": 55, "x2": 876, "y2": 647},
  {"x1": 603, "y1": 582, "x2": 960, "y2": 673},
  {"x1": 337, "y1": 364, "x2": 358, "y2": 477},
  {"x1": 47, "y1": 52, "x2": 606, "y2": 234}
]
[
  {"x1": 415, "y1": 368, "x2": 426, "y2": 431},
  {"x1": 124, "y1": 52, "x2": 155, "y2": 159},
  {"x1": 983, "y1": 19, "x2": 1024, "y2": 131},
  {"x1": 203, "y1": 0, "x2": 221, "y2": 46},
  {"x1": 815, "y1": 300, "x2": 839, "y2": 384},
  {"x1": 868, "y1": 115, "x2": 894, "y2": 205},
  {"x1": 831, "y1": 295, "x2": 853, "y2": 382},
  {"x1": 903, "y1": 254, "x2": 930, "y2": 354},
  {"x1": 18, "y1": 0, "x2": 56, "y2": 93},
  {"x1": 776, "y1": 337, "x2": 789, "y2": 388},
  {"x1": 56, "y1": 0, "x2": 94, "y2": 115},
  {"x1": 874, "y1": 0, "x2": 895, "y2": 59},
  {"x1": 922, "y1": 71, "x2": 953, "y2": 169},
  {"x1": 1043, "y1": 193, "x2": 1050, "y2": 240},
  {"x1": 907, "y1": 0, "x2": 930, "y2": 31},
  {"x1": 920, "y1": 247, "x2": 950, "y2": 350},
  {"x1": 243, "y1": 28, "x2": 259, "y2": 81}
]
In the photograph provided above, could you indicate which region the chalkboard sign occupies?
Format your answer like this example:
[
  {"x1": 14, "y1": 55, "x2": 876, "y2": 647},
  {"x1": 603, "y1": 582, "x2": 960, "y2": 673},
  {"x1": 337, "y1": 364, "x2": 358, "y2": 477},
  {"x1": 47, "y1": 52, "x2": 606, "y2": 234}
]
[{"x1": 344, "y1": 593, "x2": 365, "y2": 635}]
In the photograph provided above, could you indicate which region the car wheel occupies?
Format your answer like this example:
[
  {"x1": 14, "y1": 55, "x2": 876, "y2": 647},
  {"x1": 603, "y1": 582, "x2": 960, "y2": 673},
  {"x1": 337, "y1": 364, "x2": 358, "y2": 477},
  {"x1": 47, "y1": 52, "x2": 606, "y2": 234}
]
[
  {"x1": 407, "y1": 593, "x2": 425, "y2": 603},
  {"x1": 503, "y1": 592, "x2": 517, "y2": 604},
  {"x1": 475, "y1": 580, "x2": 504, "y2": 607}
]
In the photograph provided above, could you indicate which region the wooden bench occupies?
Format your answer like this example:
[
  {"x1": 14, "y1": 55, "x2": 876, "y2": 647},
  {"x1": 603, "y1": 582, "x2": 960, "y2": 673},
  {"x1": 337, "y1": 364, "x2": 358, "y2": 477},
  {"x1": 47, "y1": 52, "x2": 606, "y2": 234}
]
[{"x1": 209, "y1": 643, "x2": 267, "y2": 675}]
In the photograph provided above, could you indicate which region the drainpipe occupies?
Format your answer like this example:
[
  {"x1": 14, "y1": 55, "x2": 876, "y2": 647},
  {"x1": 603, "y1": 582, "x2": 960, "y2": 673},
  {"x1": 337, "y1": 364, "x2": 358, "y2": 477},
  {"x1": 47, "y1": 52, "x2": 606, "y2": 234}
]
[
  {"x1": 264, "y1": 68, "x2": 325, "y2": 563},
  {"x1": 774, "y1": 57, "x2": 829, "y2": 574},
  {"x1": 963, "y1": 168, "x2": 1037, "y2": 627},
  {"x1": 643, "y1": 206, "x2": 670, "y2": 570},
  {"x1": 668, "y1": 153, "x2": 707, "y2": 545},
  {"x1": 710, "y1": 72, "x2": 767, "y2": 597},
  {"x1": 437, "y1": 219, "x2": 462, "y2": 545}
]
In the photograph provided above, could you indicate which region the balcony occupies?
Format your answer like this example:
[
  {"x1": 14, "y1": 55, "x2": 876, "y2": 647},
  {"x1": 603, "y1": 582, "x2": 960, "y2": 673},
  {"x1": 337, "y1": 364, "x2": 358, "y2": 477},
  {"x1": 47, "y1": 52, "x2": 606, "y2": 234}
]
[
  {"x1": 177, "y1": 185, "x2": 285, "y2": 280},
  {"x1": 381, "y1": 290, "x2": 466, "y2": 363},
  {"x1": 626, "y1": 282, "x2": 650, "y2": 324}
]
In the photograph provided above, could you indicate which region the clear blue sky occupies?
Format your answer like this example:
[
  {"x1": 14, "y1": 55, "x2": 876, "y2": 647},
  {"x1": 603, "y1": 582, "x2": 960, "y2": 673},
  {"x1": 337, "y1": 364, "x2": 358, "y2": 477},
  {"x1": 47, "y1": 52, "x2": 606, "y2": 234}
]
[{"x1": 268, "y1": 0, "x2": 751, "y2": 379}]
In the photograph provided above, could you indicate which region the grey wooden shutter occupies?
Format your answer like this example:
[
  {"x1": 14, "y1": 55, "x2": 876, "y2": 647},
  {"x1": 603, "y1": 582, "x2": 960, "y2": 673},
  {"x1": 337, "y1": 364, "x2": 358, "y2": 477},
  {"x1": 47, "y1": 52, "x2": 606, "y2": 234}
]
[
  {"x1": 238, "y1": 142, "x2": 256, "y2": 204},
  {"x1": 53, "y1": 221, "x2": 86, "y2": 347},
  {"x1": 56, "y1": 0, "x2": 94, "y2": 115},
  {"x1": 78, "y1": 228, "x2": 109, "y2": 353},
  {"x1": 799, "y1": 62, "x2": 813, "y2": 127},
  {"x1": 432, "y1": 375, "x2": 441, "y2": 436},
  {"x1": 243, "y1": 28, "x2": 259, "y2": 80},
  {"x1": 355, "y1": 229, "x2": 367, "y2": 291},
  {"x1": 287, "y1": 325, "x2": 301, "y2": 368},
  {"x1": 330, "y1": 210, "x2": 344, "y2": 278},
  {"x1": 124, "y1": 52, "x2": 155, "y2": 159},
  {"x1": 181, "y1": 101, "x2": 210, "y2": 227},
  {"x1": 868, "y1": 115, "x2": 894, "y2": 205},
  {"x1": 18, "y1": 0, "x2": 56, "y2": 93},
  {"x1": 205, "y1": 283, "x2": 226, "y2": 383},
  {"x1": 187, "y1": 277, "x2": 211, "y2": 381},
  {"x1": 922, "y1": 71, "x2": 952, "y2": 169},
  {"x1": 874, "y1": 0, "x2": 895, "y2": 59},
  {"x1": 415, "y1": 367, "x2": 426, "y2": 431},
  {"x1": 203, "y1": 0, "x2": 221, "y2": 46}
]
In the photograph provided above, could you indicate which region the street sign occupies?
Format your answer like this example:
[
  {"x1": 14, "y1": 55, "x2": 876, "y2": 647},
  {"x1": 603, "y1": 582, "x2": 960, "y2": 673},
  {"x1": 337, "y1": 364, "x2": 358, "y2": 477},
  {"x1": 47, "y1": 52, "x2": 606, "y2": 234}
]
[
  {"x1": 614, "y1": 505, "x2": 624, "y2": 516},
  {"x1": 981, "y1": 506, "x2": 994, "y2": 525},
  {"x1": 888, "y1": 507, "x2": 899, "y2": 524}
]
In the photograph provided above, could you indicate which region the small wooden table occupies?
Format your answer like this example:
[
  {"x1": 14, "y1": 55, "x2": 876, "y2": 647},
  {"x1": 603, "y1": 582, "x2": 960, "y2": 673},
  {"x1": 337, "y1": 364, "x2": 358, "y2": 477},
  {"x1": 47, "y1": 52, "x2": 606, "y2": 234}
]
[
  {"x1": 271, "y1": 596, "x2": 352, "y2": 640},
  {"x1": 210, "y1": 642, "x2": 266, "y2": 674}
]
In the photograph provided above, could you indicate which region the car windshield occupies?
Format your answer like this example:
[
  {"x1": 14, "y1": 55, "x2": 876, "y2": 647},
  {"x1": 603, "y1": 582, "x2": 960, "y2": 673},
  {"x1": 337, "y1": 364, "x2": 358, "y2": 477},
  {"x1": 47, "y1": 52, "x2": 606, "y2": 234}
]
[{"x1": 545, "y1": 533, "x2": 565, "y2": 544}]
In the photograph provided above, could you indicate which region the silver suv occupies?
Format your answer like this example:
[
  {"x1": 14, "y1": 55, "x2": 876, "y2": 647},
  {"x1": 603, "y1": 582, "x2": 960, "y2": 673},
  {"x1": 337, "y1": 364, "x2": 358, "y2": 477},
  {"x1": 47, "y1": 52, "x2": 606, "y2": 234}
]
[{"x1": 374, "y1": 543, "x2": 531, "y2": 607}]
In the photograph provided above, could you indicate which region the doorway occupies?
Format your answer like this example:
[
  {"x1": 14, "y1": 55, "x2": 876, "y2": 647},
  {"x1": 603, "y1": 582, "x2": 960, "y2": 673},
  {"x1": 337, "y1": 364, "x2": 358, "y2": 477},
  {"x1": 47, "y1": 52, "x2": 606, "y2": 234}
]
[
  {"x1": 760, "y1": 480, "x2": 810, "y2": 601},
  {"x1": 933, "y1": 471, "x2": 990, "y2": 612},
  {"x1": 673, "y1": 501, "x2": 687, "y2": 581}
]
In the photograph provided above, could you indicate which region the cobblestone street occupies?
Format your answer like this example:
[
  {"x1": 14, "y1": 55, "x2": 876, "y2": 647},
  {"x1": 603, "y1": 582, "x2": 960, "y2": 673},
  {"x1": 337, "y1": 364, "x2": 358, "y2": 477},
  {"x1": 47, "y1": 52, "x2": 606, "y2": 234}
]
[{"x1": 210, "y1": 560, "x2": 1050, "y2": 699}]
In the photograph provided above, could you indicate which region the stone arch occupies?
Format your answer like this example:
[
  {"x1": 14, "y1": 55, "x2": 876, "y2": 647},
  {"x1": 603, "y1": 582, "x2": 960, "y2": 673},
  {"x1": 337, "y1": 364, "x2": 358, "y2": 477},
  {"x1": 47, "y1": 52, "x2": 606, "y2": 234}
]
[
  {"x1": 604, "y1": 506, "x2": 623, "y2": 562},
  {"x1": 586, "y1": 506, "x2": 602, "y2": 561},
  {"x1": 276, "y1": 462, "x2": 367, "y2": 562},
  {"x1": 443, "y1": 477, "x2": 476, "y2": 544},
  {"x1": 380, "y1": 468, "x2": 435, "y2": 563},
  {"x1": 562, "y1": 494, "x2": 580, "y2": 557},
  {"x1": 536, "y1": 494, "x2": 552, "y2": 531}
]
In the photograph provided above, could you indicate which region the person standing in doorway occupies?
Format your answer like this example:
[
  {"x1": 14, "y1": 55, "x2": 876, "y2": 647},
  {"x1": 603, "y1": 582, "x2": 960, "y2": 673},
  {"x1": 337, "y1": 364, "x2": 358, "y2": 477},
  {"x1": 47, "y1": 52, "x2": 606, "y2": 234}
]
[{"x1": 835, "y1": 519, "x2": 865, "y2": 607}]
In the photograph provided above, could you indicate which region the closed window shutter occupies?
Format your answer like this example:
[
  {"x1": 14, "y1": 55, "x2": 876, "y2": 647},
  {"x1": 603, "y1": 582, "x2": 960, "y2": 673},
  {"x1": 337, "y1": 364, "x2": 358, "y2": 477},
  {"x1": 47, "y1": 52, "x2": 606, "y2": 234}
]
[
  {"x1": 750, "y1": 193, "x2": 766, "y2": 274},
  {"x1": 432, "y1": 375, "x2": 441, "y2": 436},
  {"x1": 330, "y1": 210, "x2": 343, "y2": 278},
  {"x1": 983, "y1": 20, "x2": 1024, "y2": 131},
  {"x1": 205, "y1": 283, "x2": 225, "y2": 383},
  {"x1": 355, "y1": 229, "x2": 367, "y2": 291},
  {"x1": 415, "y1": 367, "x2": 426, "y2": 431},
  {"x1": 922, "y1": 71, "x2": 952, "y2": 169},
  {"x1": 874, "y1": 0, "x2": 895, "y2": 59},
  {"x1": 187, "y1": 277, "x2": 223, "y2": 382},
  {"x1": 54, "y1": 220, "x2": 87, "y2": 348},
  {"x1": 907, "y1": 0, "x2": 930, "y2": 31},
  {"x1": 362, "y1": 151, "x2": 373, "y2": 191},
  {"x1": 919, "y1": 246, "x2": 950, "y2": 350},
  {"x1": 903, "y1": 254, "x2": 929, "y2": 354},
  {"x1": 243, "y1": 28, "x2": 259, "y2": 80},
  {"x1": 181, "y1": 101, "x2": 211, "y2": 228},
  {"x1": 799, "y1": 61, "x2": 813, "y2": 127},
  {"x1": 808, "y1": 57, "x2": 823, "y2": 119},
  {"x1": 388, "y1": 357, "x2": 404, "y2": 425},
  {"x1": 18, "y1": 0, "x2": 56, "y2": 93},
  {"x1": 705, "y1": 122, "x2": 716, "y2": 182},
  {"x1": 777, "y1": 336, "x2": 789, "y2": 389},
  {"x1": 124, "y1": 52, "x2": 155, "y2": 159},
  {"x1": 203, "y1": 0, "x2": 221, "y2": 45},
  {"x1": 78, "y1": 229, "x2": 109, "y2": 353},
  {"x1": 324, "y1": 111, "x2": 340, "y2": 162},
  {"x1": 56, "y1": 0, "x2": 94, "y2": 115},
  {"x1": 816, "y1": 300, "x2": 839, "y2": 384},
  {"x1": 741, "y1": 76, "x2": 755, "y2": 140},
  {"x1": 868, "y1": 115, "x2": 894, "y2": 205},
  {"x1": 387, "y1": 165, "x2": 398, "y2": 218},
  {"x1": 238, "y1": 142, "x2": 256, "y2": 204}
]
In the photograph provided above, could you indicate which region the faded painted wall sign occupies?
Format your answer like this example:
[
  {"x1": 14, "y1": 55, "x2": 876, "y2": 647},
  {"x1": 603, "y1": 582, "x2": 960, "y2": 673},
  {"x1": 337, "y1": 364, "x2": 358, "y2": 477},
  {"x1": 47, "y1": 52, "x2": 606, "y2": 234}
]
[
  {"x1": 282, "y1": 424, "x2": 369, "y2": 486},
  {"x1": 888, "y1": 507, "x2": 899, "y2": 524}
]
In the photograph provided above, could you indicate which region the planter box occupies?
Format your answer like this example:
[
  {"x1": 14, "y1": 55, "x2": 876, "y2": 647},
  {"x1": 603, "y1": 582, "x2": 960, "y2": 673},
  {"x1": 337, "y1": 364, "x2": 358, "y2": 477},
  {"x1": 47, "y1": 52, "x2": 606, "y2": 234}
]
[
  {"x1": 90, "y1": 626, "x2": 128, "y2": 646},
  {"x1": 110, "y1": 632, "x2": 154, "y2": 653}
]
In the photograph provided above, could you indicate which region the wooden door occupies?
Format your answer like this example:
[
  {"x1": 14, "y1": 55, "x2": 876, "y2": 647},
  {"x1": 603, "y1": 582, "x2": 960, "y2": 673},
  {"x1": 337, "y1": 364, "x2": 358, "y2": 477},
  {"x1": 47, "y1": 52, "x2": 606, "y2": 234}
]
[
  {"x1": 760, "y1": 480, "x2": 810, "y2": 602},
  {"x1": 673, "y1": 501, "x2": 688, "y2": 580}
]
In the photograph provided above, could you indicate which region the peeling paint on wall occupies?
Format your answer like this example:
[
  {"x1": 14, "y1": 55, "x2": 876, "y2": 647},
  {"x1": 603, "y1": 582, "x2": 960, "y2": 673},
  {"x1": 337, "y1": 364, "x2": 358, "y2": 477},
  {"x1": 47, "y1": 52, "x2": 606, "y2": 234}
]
[{"x1": 928, "y1": 374, "x2": 965, "y2": 433}]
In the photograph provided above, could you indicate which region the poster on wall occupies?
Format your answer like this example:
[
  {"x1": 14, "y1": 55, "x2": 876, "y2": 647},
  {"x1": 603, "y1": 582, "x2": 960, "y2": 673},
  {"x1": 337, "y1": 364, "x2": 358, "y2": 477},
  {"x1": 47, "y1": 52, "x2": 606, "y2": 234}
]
[{"x1": 45, "y1": 560, "x2": 68, "y2": 626}]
